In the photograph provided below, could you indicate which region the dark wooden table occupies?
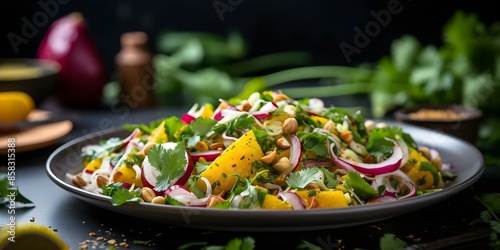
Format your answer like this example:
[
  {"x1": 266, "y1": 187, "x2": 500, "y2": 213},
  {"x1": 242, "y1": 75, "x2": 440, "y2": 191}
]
[{"x1": 4, "y1": 105, "x2": 498, "y2": 250}]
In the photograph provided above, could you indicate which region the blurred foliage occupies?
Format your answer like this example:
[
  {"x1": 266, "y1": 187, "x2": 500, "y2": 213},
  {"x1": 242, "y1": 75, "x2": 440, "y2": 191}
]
[
  {"x1": 153, "y1": 30, "x2": 312, "y2": 106},
  {"x1": 150, "y1": 11, "x2": 500, "y2": 165}
]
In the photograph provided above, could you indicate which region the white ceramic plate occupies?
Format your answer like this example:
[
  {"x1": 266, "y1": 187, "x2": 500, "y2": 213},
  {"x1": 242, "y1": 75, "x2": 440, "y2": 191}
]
[{"x1": 46, "y1": 121, "x2": 484, "y2": 232}]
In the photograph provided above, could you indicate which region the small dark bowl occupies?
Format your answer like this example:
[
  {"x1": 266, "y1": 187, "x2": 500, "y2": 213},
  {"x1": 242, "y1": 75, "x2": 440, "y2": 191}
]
[
  {"x1": 394, "y1": 105, "x2": 482, "y2": 144},
  {"x1": 0, "y1": 58, "x2": 60, "y2": 107}
]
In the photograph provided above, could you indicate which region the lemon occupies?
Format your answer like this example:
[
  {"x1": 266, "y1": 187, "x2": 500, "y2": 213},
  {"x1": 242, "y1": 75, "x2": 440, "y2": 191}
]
[
  {"x1": 0, "y1": 222, "x2": 70, "y2": 250},
  {"x1": 0, "y1": 91, "x2": 35, "y2": 123}
]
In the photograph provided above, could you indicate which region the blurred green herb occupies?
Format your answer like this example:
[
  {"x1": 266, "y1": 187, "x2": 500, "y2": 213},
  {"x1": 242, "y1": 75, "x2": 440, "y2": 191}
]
[
  {"x1": 0, "y1": 173, "x2": 34, "y2": 207},
  {"x1": 473, "y1": 193, "x2": 500, "y2": 249},
  {"x1": 153, "y1": 30, "x2": 312, "y2": 106}
]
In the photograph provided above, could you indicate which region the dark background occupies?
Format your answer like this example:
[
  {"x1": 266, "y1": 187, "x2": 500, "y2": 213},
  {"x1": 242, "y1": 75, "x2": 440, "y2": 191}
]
[{"x1": 1, "y1": 0, "x2": 497, "y2": 75}]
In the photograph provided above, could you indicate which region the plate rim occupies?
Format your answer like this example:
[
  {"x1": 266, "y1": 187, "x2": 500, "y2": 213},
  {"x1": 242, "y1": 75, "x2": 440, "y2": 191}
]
[{"x1": 46, "y1": 121, "x2": 485, "y2": 231}]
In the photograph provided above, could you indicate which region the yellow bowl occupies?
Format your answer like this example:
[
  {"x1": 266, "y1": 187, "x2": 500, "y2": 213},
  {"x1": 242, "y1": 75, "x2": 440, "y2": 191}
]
[{"x1": 0, "y1": 58, "x2": 60, "y2": 107}]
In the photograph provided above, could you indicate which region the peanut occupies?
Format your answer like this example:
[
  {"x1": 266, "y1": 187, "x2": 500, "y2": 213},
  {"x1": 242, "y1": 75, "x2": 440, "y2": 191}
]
[
  {"x1": 260, "y1": 149, "x2": 277, "y2": 164},
  {"x1": 209, "y1": 142, "x2": 225, "y2": 150},
  {"x1": 240, "y1": 100, "x2": 251, "y2": 112},
  {"x1": 151, "y1": 196, "x2": 166, "y2": 204},
  {"x1": 72, "y1": 175, "x2": 87, "y2": 188},
  {"x1": 96, "y1": 175, "x2": 109, "y2": 188},
  {"x1": 273, "y1": 157, "x2": 290, "y2": 172},
  {"x1": 276, "y1": 137, "x2": 291, "y2": 149},
  {"x1": 195, "y1": 141, "x2": 209, "y2": 151},
  {"x1": 282, "y1": 118, "x2": 298, "y2": 134},
  {"x1": 141, "y1": 187, "x2": 156, "y2": 203},
  {"x1": 340, "y1": 130, "x2": 353, "y2": 143}
]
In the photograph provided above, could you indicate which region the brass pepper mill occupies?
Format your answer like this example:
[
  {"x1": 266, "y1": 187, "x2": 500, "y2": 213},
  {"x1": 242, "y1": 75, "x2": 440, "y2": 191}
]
[{"x1": 115, "y1": 31, "x2": 157, "y2": 108}]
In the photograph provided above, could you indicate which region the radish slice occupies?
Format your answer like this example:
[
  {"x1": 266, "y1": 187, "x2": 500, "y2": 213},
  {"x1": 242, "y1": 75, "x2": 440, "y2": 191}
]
[
  {"x1": 181, "y1": 114, "x2": 196, "y2": 124},
  {"x1": 189, "y1": 150, "x2": 222, "y2": 162},
  {"x1": 115, "y1": 128, "x2": 140, "y2": 152},
  {"x1": 164, "y1": 177, "x2": 212, "y2": 206},
  {"x1": 277, "y1": 191, "x2": 306, "y2": 210},
  {"x1": 331, "y1": 139, "x2": 403, "y2": 176},
  {"x1": 141, "y1": 142, "x2": 194, "y2": 193}
]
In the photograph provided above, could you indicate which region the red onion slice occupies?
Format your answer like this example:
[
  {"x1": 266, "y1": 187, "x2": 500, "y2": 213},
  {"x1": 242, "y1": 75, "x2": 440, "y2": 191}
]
[
  {"x1": 189, "y1": 150, "x2": 222, "y2": 162},
  {"x1": 371, "y1": 170, "x2": 417, "y2": 200},
  {"x1": 277, "y1": 191, "x2": 306, "y2": 210},
  {"x1": 333, "y1": 139, "x2": 404, "y2": 176},
  {"x1": 259, "y1": 101, "x2": 278, "y2": 113},
  {"x1": 280, "y1": 134, "x2": 303, "y2": 177}
]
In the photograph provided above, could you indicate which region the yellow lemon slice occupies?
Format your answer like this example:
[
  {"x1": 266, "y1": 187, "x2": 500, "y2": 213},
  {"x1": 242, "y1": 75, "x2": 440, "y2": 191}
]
[
  {"x1": 0, "y1": 91, "x2": 35, "y2": 123},
  {"x1": 0, "y1": 222, "x2": 70, "y2": 250}
]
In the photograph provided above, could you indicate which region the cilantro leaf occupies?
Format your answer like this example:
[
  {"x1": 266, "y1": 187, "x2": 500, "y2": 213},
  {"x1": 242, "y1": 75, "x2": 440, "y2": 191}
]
[
  {"x1": 183, "y1": 117, "x2": 218, "y2": 149},
  {"x1": 0, "y1": 173, "x2": 35, "y2": 207},
  {"x1": 345, "y1": 171, "x2": 378, "y2": 200},
  {"x1": 298, "y1": 132, "x2": 329, "y2": 158},
  {"x1": 81, "y1": 137, "x2": 124, "y2": 163},
  {"x1": 123, "y1": 117, "x2": 165, "y2": 134},
  {"x1": 164, "y1": 116, "x2": 185, "y2": 142},
  {"x1": 148, "y1": 143, "x2": 188, "y2": 192},
  {"x1": 379, "y1": 233, "x2": 408, "y2": 250},
  {"x1": 102, "y1": 183, "x2": 142, "y2": 206},
  {"x1": 320, "y1": 167, "x2": 339, "y2": 189},
  {"x1": 238, "y1": 179, "x2": 267, "y2": 209},
  {"x1": 286, "y1": 168, "x2": 323, "y2": 189},
  {"x1": 225, "y1": 237, "x2": 255, "y2": 250}
]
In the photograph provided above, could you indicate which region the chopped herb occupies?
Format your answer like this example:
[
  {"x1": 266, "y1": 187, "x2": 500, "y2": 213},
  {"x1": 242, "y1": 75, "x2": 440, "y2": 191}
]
[
  {"x1": 148, "y1": 142, "x2": 188, "y2": 192},
  {"x1": 286, "y1": 167, "x2": 323, "y2": 189},
  {"x1": 101, "y1": 183, "x2": 142, "y2": 206},
  {"x1": 379, "y1": 233, "x2": 408, "y2": 250},
  {"x1": 345, "y1": 171, "x2": 378, "y2": 200},
  {"x1": 0, "y1": 173, "x2": 34, "y2": 207}
]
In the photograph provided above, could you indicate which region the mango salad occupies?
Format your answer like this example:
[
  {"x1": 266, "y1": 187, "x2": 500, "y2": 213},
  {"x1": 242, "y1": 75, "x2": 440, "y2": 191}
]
[{"x1": 73, "y1": 91, "x2": 454, "y2": 209}]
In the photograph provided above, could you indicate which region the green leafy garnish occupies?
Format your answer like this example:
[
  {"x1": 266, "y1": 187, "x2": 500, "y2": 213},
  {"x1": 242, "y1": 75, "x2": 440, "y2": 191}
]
[
  {"x1": 164, "y1": 116, "x2": 186, "y2": 142},
  {"x1": 474, "y1": 193, "x2": 500, "y2": 249},
  {"x1": 178, "y1": 237, "x2": 255, "y2": 250},
  {"x1": 286, "y1": 168, "x2": 323, "y2": 189},
  {"x1": 124, "y1": 118, "x2": 165, "y2": 134},
  {"x1": 0, "y1": 173, "x2": 34, "y2": 207},
  {"x1": 147, "y1": 142, "x2": 188, "y2": 192},
  {"x1": 380, "y1": 233, "x2": 408, "y2": 250},
  {"x1": 345, "y1": 171, "x2": 378, "y2": 200},
  {"x1": 102, "y1": 183, "x2": 142, "y2": 206},
  {"x1": 298, "y1": 132, "x2": 329, "y2": 158}
]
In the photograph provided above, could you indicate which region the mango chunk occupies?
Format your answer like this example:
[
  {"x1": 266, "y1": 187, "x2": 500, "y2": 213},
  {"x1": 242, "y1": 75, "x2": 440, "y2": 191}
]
[
  {"x1": 296, "y1": 190, "x2": 349, "y2": 208},
  {"x1": 403, "y1": 148, "x2": 441, "y2": 189},
  {"x1": 261, "y1": 194, "x2": 292, "y2": 209},
  {"x1": 147, "y1": 120, "x2": 168, "y2": 144},
  {"x1": 112, "y1": 163, "x2": 143, "y2": 187},
  {"x1": 198, "y1": 130, "x2": 264, "y2": 195}
]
